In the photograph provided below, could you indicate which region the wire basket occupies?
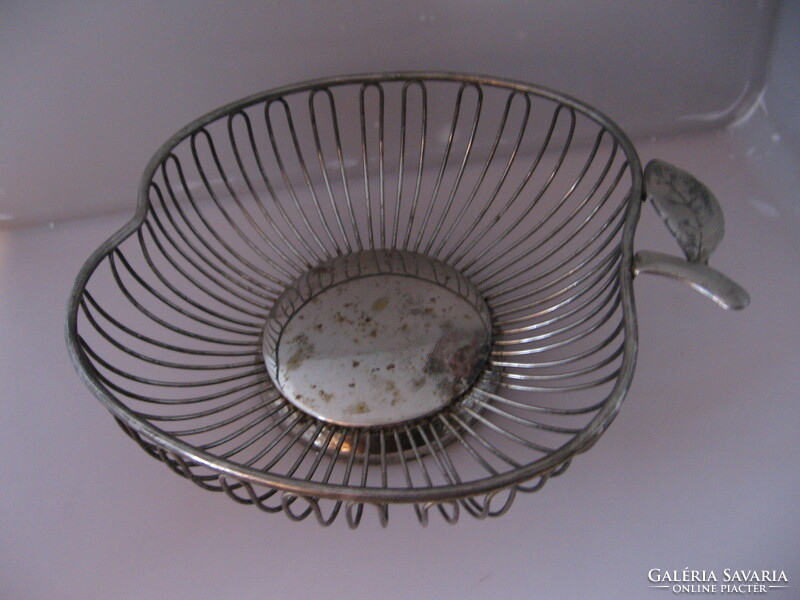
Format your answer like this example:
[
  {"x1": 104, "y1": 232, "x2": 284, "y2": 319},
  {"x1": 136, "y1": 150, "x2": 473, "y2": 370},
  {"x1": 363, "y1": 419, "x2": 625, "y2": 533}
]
[{"x1": 66, "y1": 73, "x2": 748, "y2": 527}]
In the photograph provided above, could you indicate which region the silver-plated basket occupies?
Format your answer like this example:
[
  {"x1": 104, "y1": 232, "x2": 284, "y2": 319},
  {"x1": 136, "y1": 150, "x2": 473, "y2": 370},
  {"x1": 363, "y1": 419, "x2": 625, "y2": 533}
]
[{"x1": 66, "y1": 73, "x2": 748, "y2": 527}]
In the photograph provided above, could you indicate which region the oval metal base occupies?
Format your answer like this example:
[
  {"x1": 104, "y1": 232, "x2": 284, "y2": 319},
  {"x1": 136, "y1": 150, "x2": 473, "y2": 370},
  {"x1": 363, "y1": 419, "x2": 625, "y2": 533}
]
[{"x1": 264, "y1": 250, "x2": 493, "y2": 428}]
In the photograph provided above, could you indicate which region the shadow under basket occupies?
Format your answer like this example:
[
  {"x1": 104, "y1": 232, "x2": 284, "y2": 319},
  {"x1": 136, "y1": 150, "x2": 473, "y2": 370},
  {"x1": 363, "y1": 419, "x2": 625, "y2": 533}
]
[{"x1": 66, "y1": 72, "x2": 748, "y2": 527}]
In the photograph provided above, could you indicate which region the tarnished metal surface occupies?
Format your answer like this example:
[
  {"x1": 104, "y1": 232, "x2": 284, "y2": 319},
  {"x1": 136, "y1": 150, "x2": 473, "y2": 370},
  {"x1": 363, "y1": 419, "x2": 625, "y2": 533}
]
[
  {"x1": 645, "y1": 159, "x2": 724, "y2": 264},
  {"x1": 264, "y1": 250, "x2": 491, "y2": 428},
  {"x1": 636, "y1": 160, "x2": 749, "y2": 310},
  {"x1": 633, "y1": 251, "x2": 750, "y2": 310}
]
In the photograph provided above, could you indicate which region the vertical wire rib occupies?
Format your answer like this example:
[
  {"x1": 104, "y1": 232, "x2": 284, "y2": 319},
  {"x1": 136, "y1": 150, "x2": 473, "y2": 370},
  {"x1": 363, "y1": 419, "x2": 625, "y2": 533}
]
[
  {"x1": 492, "y1": 256, "x2": 619, "y2": 338},
  {"x1": 402, "y1": 424, "x2": 435, "y2": 489},
  {"x1": 140, "y1": 219, "x2": 268, "y2": 317},
  {"x1": 136, "y1": 227, "x2": 266, "y2": 327},
  {"x1": 80, "y1": 293, "x2": 256, "y2": 357},
  {"x1": 111, "y1": 248, "x2": 259, "y2": 338},
  {"x1": 447, "y1": 102, "x2": 567, "y2": 270},
  {"x1": 307, "y1": 428, "x2": 348, "y2": 524},
  {"x1": 359, "y1": 83, "x2": 385, "y2": 249},
  {"x1": 438, "y1": 412, "x2": 505, "y2": 473},
  {"x1": 401, "y1": 81, "x2": 428, "y2": 250},
  {"x1": 446, "y1": 409, "x2": 524, "y2": 468},
  {"x1": 413, "y1": 423, "x2": 456, "y2": 486},
  {"x1": 159, "y1": 156, "x2": 282, "y2": 294},
  {"x1": 283, "y1": 422, "x2": 326, "y2": 479},
  {"x1": 188, "y1": 130, "x2": 294, "y2": 287},
  {"x1": 242, "y1": 411, "x2": 309, "y2": 468},
  {"x1": 484, "y1": 198, "x2": 626, "y2": 321},
  {"x1": 270, "y1": 100, "x2": 341, "y2": 256},
  {"x1": 148, "y1": 181, "x2": 273, "y2": 305},
  {"x1": 238, "y1": 110, "x2": 317, "y2": 268},
  {"x1": 190, "y1": 129, "x2": 297, "y2": 287},
  {"x1": 436, "y1": 90, "x2": 531, "y2": 260},
  {"x1": 393, "y1": 428, "x2": 430, "y2": 525},
  {"x1": 490, "y1": 248, "x2": 621, "y2": 320},
  {"x1": 391, "y1": 81, "x2": 419, "y2": 248},
  {"x1": 105, "y1": 252, "x2": 259, "y2": 347},
  {"x1": 309, "y1": 89, "x2": 353, "y2": 255},
  {"x1": 227, "y1": 110, "x2": 311, "y2": 275},
  {"x1": 212, "y1": 406, "x2": 296, "y2": 459},
  {"x1": 79, "y1": 297, "x2": 262, "y2": 369},
  {"x1": 474, "y1": 132, "x2": 620, "y2": 289},
  {"x1": 311, "y1": 88, "x2": 364, "y2": 253},
  {"x1": 412, "y1": 82, "x2": 478, "y2": 253},
  {"x1": 461, "y1": 106, "x2": 578, "y2": 278},
  {"x1": 422, "y1": 83, "x2": 482, "y2": 256},
  {"x1": 485, "y1": 202, "x2": 627, "y2": 313},
  {"x1": 257, "y1": 417, "x2": 316, "y2": 473},
  {"x1": 264, "y1": 99, "x2": 333, "y2": 262}
]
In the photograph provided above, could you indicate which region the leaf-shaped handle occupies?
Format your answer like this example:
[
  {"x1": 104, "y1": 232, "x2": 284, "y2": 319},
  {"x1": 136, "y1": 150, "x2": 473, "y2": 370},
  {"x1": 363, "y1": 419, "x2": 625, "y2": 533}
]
[
  {"x1": 644, "y1": 159, "x2": 724, "y2": 264},
  {"x1": 636, "y1": 159, "x2": 749, "y2": 310}
]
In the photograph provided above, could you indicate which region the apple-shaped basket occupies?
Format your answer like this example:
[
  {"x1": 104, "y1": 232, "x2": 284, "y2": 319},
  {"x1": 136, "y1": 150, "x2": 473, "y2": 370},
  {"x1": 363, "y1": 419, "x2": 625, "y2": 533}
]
[{"x1": 66, "y1": 73, "x2": 748, "y2": 527}]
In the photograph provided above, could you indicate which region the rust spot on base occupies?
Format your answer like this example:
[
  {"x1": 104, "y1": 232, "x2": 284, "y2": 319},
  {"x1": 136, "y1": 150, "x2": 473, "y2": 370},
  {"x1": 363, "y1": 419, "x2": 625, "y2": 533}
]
[
  {"x1": 372, "y1": 297, "x2": 389, "y2": 311},
  {"x1": 286, "y1": 334, "x2": 314, "y2": 371},
  {"x1": 347, "y1": 402, "x2": 370, "y2": 414},
  {"x1": 424, "y1": 323, "x2": 488, "y2": 398}
]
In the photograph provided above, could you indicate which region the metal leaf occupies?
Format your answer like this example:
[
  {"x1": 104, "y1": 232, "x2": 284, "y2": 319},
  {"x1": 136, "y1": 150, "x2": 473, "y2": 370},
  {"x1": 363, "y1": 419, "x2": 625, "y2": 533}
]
[{"x1": 644, "y1": 159, "x2": 724, "y2": 263}]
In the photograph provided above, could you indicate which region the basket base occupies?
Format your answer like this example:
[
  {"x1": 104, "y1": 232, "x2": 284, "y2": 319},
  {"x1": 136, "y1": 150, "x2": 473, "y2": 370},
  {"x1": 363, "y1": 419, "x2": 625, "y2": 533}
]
[{"x1": 263, "y1": 250, "x2": 492, "y2": 429}]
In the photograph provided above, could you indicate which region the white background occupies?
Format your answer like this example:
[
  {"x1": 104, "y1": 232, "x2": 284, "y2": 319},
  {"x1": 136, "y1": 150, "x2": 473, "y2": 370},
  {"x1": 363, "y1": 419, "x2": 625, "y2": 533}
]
[{"x1": 1, "y1": 2, "x2": 797, "y2": 598}]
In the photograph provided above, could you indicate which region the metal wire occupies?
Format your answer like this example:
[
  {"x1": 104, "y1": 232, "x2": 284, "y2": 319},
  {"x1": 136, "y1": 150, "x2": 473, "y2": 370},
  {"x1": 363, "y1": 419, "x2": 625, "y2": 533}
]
[{"x1": 67, "y1": 73, "x2": 643, "y2": 527}]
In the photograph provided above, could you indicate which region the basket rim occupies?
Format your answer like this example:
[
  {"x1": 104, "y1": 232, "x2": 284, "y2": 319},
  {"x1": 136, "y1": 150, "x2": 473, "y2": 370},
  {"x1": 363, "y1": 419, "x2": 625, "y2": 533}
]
[{"x1": 65, "y1": 71, "x2": 644, "y2": 504}]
